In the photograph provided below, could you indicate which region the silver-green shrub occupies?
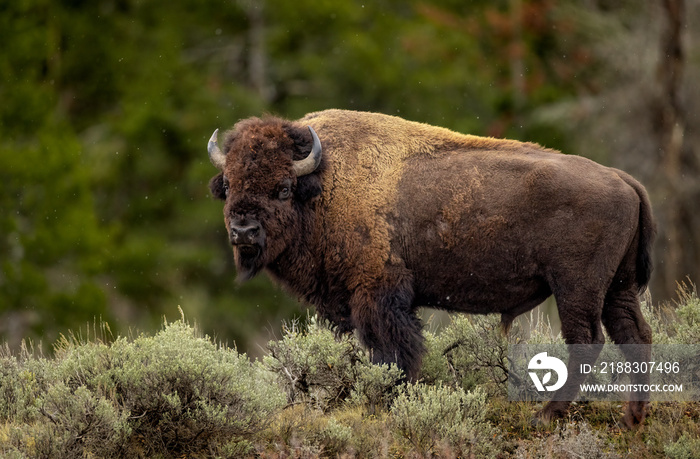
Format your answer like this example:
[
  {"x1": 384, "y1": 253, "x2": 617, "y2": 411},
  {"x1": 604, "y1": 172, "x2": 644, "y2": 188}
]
[
  {"x1": 664, "y1": 432, "x2": 700, "y2": 459},
  {"x1": 420, "y1": 314, "x2": 512, "y2": 395},
  {"x1": 643, "y1": 283, "x2": 700, "y2": 345},
  {"x1": 390, "y1": 382, "x2": 499, "y2": 458},
  {"x1": 671, "y1": 287, "x2": 700, "y2": 345},
  {"x1": 349, "y1": 361, "x2": 403, "y2": 413},
  {"x1": 0, "y1": 320, "x2": 284, "y2": 458},
  {"x1": 264, "y1": 316, "x2": 403, "y2": 411},
  {"x1": 102, "y1": 321, "x2": 284, "y2": 455},
  {"x1": 514, "y1": 421, "x2": 619, "y2": 459}
]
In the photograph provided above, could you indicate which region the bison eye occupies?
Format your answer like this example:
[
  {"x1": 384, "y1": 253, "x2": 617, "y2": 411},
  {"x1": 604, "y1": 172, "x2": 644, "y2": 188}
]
[
  {"x1": 223, "y1": 180, "x2": 230, "y2": 197},
  {"x1": 278, "y1": 186, "x2": 291, "y2": 200}
]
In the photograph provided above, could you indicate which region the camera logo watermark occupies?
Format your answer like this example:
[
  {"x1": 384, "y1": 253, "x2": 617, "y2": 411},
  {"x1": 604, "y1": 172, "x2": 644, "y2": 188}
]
[
  {"x1": 528, "y1": 352, "x2": 568, "y2": 392},
  {"x1": 509, "y1": 344, "x2": 700, "y2": 402}
]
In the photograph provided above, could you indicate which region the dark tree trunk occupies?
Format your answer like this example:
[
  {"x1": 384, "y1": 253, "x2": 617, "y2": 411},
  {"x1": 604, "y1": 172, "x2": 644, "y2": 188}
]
[
  {"x1": 244, "y1": 0, "x2": 272, "y2": 102},
  {"x1": 652, "y1": 0, "x2": 689, "y2": 300}
]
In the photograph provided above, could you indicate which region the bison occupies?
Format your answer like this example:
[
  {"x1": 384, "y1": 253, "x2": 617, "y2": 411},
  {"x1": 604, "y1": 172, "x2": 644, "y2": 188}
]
[{"x1": 207, "y1": 109, "x2": 655, "y2": 426}]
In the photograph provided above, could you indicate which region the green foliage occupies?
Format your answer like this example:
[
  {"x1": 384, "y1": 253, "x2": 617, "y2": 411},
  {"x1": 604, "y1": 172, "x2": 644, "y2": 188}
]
[
  {"x1": 0, "y1": 320, "x2": 284, "y2": 458},
  {"x1": 420, "y1": 314, "x2": 514, "y2": 395},
  {"x1": 3, "y1": 295, "x2": 700, "y2": 457},
  {"x1": 514, "y1": 422, "x2": 618, "y2": 459},
  {"x1": 260, "y1": 404, "x2": 382, "y2": 458},
  {"x1": 314, "y1": 416, "x2": 353, "y2": 457},
  {"x1": 264, "y1": 316, "x2": 403, "y2": 411},
  {"x1": 673, "y1": 285, "x2": 700, "y2": 345},
  {"x1": 664, "y1": 433, "x2": 700, "y2": 459},
  {"x1": 349, "y1": 360, "x2": 404, "y2": 413},
  {"x1": 8, "y1": 384, "x2": 131, "y2": 459},
  {"x1": 644, "y1": 283, "x2": 700, "y2": 345},
  {"x1": 390, "y1": 383, "x2": 499, "y2": 458},
  {"x1": 0, "y1": 122, "x2": 111, "y2": 345}
]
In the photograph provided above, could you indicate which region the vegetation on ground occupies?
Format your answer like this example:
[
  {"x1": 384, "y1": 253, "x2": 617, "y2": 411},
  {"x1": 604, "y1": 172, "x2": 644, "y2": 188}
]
[{"x1": 1, "y1": 287, "x2": 699, "y2": 458}]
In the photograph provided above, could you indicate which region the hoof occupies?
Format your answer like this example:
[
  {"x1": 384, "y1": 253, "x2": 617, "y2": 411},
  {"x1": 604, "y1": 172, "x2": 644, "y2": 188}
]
[
  {"x1": 531, "y1": 413, "x2": 554, "y2": 428},
  {"x1": 533, "y1": 401, "x2": 569, "y2": 427},
  {"x1": 621, "y1": 401, "x2": 647, "y2": 429}
]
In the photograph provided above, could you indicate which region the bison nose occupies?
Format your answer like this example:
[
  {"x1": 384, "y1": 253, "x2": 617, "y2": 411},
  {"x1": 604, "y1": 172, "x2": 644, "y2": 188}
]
[{"x1": 229, "y1": 222, "x2": 262, "y2": 245}]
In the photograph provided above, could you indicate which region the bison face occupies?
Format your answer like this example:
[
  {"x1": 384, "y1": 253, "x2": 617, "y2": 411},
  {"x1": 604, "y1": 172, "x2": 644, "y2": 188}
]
[{"x1": 207, "y1": 118, "x2": 322, "y2": 282}]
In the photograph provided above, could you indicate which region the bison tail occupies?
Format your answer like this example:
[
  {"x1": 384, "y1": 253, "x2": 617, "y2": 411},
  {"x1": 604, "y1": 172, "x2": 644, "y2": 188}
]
[{"x1": 620, "y1": 172, "x2": 657, "y2": 293}]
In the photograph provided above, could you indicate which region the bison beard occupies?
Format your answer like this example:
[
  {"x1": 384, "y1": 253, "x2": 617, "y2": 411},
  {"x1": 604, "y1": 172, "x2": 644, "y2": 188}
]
[
  {"x1": 207, "y1": 109, "x2": 656, "y2": 428},
  {"x1": 234, "y1": 245, "x2": 263, "y2": 282}
]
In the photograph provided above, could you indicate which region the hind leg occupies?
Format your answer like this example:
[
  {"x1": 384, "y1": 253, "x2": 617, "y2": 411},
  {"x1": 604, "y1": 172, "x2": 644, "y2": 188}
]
[
  {"x1": 602, "y1": 287, "x2": 652, "y2": 427},
  {"x1": 536, "y1": 286, "x2": 606, "y2": 422}
]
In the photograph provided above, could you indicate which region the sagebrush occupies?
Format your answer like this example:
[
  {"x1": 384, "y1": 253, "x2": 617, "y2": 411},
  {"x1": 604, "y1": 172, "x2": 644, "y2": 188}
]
[
  {"x1": 1, "y1": 285, "x2": 700, "y2": 457},
  {"x1": 0, "y1": 320, "x2": 284, "y2": 458}
]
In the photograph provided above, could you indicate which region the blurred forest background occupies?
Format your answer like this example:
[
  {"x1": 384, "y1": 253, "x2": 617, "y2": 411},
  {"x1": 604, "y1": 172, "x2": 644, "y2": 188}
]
[{"x1": 1, "y1": 0, "x2": 698, "y2": 355}]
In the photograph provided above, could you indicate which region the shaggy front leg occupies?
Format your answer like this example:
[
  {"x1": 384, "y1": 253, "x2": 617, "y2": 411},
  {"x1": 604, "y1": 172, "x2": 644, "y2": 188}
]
[{"x1": 350, "y1": 284, "x2": 425, "y2": 380}]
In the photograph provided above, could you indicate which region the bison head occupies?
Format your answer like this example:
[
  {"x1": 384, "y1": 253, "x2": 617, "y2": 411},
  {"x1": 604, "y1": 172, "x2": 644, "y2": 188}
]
[{"x1": 207, "y1": 117, "x2": 322, "y2": 281}]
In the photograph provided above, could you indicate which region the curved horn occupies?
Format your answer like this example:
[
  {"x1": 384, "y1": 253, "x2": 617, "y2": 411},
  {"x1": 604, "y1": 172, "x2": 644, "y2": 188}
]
[
  {"x1": 293, "y1": 126, "x2": 322, "y2": 177},
  {"x1": 207, "y1": 128, "x2": 226, "y2": 170}
]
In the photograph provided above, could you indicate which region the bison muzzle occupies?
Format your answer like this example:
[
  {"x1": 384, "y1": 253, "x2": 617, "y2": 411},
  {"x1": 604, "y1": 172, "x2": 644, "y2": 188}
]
[{"x1": 207, "y1": 109, "x2": 655, "y2": 427}]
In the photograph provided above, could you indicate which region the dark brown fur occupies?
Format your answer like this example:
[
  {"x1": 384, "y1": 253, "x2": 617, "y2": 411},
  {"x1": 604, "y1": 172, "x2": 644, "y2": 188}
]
[{"x1": 209, "y1": 109, "x2": 656, "y2": 426}]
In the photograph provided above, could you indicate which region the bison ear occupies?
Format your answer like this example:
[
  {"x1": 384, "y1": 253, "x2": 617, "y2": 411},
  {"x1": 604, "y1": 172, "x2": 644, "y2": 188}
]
[
  {"x1": 282, "y1": 123, "x2": 324, "y2": 202},
  {"x1": 296, "y1": 174, "x2": 323, "y2": 202},
  {"x1": 283, "y1": 123, "x2": 316, "y2": 163},
  {"x1": 209, "y1": 173, "x2": 226, "y2": 200}
]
